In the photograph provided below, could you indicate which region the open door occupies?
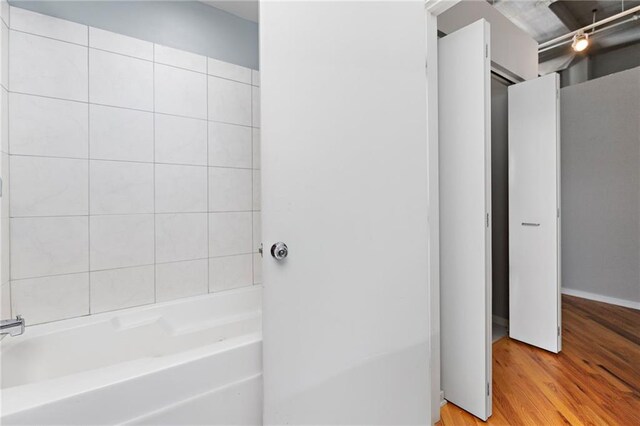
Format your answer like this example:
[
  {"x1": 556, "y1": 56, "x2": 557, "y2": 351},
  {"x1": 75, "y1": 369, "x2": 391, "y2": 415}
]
[
  {"x1": 439, "y1": 20, "x2": 492, "y2": 421},
  {"x1": 260, "y1": 2, "x2": 431, "y2": 425},
  {"x1": 508, "y1": 73, "x2": 561, "y2": 353}
]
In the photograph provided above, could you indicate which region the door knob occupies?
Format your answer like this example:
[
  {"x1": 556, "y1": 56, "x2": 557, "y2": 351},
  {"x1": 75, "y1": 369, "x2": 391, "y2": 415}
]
[{"x1": 271, "y1": 242, "x2": 288, "y2": 260}]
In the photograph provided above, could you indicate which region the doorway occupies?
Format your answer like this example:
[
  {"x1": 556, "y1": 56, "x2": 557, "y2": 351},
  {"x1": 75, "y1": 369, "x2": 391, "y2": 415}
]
[{"x1": 490, "y1": 72, "x2": 512, "y2": 343}]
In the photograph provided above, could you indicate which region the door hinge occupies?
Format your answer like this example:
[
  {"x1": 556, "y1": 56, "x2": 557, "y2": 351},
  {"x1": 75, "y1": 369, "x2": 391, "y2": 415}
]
[
  {"x1": 258, "y1": 243, "x2": 263, "y2": 258},
  {"x1": 557, "y1": 208, "x2": 560, "y2": 218},
  {"x1": 558, "y1": 326, "x2": 561, "y2": 337},
  {"x1": 486, "y1": 213, "x2": 490, "y2": 228},
  {"x1": 485, "y1": 45, "x2": 488, "y2": 58},
  {"x1": 487, "y1": 382, "x2": 490, "y2": 396}
]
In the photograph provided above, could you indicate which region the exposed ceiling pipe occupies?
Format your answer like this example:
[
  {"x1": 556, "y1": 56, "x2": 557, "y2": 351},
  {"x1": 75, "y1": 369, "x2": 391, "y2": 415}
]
[
  {"x1": 538, "y1": 13, "x2": 640, "y2": 53},
  {"x1": 548, "y1": 0, "x2": 581, "y2": 31},
  {"x1": 538, "y1": 3, "x2": 640, "y2": 49}
]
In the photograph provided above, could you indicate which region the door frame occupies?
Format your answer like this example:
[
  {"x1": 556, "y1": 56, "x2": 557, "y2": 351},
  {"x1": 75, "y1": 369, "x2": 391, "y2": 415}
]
[{"x1": 425, "y1": 2, "x2": 539, "y2": 423}]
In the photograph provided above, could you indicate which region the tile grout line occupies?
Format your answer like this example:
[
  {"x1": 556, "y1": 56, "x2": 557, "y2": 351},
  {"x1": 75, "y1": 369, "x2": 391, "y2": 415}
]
[
  {"x1": 251, "y1": 80, "x2": 255, "y2": 286},
  {"x1": 11, "y1": 252, "x2": 253, "y2": 284},
  {"x1": 8, "y1": 91, "x2": 254, "y2": 128},
  {"x1": 206, "y1": 56, "x2": 211, "y2": 294},
  {"x1": 152, "y1": 43, "x2": 156, "y2": 304},
  {"x1": 86, "y1": 25, "x2": 91, "y2": 315},
  {"x1": 10, "y1": 27, "x2": 256, "y2": 85},
  {"x1": 5, "y1": 18, "x2": 11, "y2": 316},
  {"x1": 10, "y1": 210, "x2": 258, "y2": 219},
  {"x1": 9, "y1": 152, "x2": 254, "y2": 170}
]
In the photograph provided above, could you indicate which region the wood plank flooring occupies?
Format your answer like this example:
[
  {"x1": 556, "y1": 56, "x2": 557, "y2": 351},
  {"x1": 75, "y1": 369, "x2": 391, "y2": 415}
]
[{"x1": 439, "y1": 295, "x2": 640, "y2": 425}]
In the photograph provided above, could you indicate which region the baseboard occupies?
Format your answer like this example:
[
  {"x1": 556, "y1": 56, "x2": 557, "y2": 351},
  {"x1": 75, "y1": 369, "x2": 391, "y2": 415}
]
[
  {"x1": 562, "y1": 288, "x2": 640, "y2": 310},
  {"x1": 440, "y1": 390, "x2": 446, "y2": 407},
  {"x1": 492, "y1": 315, "x2": 509, "y2": 326}
]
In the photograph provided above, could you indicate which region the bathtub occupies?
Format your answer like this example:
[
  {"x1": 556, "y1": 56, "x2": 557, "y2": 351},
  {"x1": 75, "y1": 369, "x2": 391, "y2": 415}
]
[{"x1": 0, "y1": 286, "x2": 262, "y2": 425}]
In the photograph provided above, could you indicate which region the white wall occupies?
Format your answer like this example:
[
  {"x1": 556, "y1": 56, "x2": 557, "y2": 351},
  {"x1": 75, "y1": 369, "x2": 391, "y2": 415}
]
[
  {"x1": 438, "y1": 0, "x2": 538, "y2": 81},
  {"x1": 6, "y1": 7, "x2": 262, "y2": 325},
  {"x1": 0, "y1": 0, "x2": 9, "y2": 321},
  {"x1": 561, "y1": 67, "x2": 640, "y2": 306},
  {"x1": 9, "y1": 1, "x2": 259, "y2": 69}
]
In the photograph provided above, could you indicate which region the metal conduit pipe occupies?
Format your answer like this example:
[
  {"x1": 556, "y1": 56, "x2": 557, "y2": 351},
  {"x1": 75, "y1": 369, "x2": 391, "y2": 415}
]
[{"x1": 538, "y1": 3, "x2": 640, "y2": 50}]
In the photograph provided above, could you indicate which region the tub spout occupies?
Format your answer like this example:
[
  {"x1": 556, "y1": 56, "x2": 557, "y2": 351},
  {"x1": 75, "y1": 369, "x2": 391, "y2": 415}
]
[{"x1": 1, "y1": 315, "x2": 25, "y2": 337}]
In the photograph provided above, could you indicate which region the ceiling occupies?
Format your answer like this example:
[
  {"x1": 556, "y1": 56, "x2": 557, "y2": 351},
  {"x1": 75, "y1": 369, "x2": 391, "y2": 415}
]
[
  {"x1": 491, "y1": 0, "x2": 640, "y2": 72},
  {"x1": 201, "y1": 0, "x2": 640, "y2": 73},
  {"x1": 201, "y1": 0, "x2": 259, "y2": 23}
]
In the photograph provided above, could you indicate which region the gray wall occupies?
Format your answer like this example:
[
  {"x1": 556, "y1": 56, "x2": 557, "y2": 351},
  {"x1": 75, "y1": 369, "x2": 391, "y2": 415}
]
[
  {"x1": 591, "y1": 44, "x2": 640, "y2": 81},
  {"x1": 491, "y1": 75, "x2": 510, "y2": 320},
  {"x1": 561, "y1": 66, "x2": 640, "y2": 303},
  {"x1": 9, "y1": 1, "x2": 259, "y2": 69},
  {"x1": 560, "y1": 56, "x2": 590, "y2": 88},
  {"x1": 560, "y1": 43, "x2": 640, "y2": 88}
]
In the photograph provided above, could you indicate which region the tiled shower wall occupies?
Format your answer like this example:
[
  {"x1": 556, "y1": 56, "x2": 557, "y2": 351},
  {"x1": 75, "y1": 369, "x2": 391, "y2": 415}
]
[
  {"x1": 0, "y1": 1, "x2": 8, "y2": 321},
  {"x1": 4, "y1": 7, "x2": 262, "y2": 325}
]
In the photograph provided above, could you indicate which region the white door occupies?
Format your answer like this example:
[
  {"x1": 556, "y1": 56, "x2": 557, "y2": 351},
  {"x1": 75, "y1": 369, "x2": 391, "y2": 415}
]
[
  {"x1": 439, "y1": 20, "x2": 492, "y2": 421},
  {"x1": 260, "y1": 2, "x2": 431, "y2": 425},
  {"x1": 508, "y1": 73, "x2": 561, "y2": 353}
]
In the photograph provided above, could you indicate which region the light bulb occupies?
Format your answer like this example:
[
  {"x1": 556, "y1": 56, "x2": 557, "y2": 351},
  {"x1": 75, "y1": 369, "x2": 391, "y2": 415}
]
[{"x1": 572, "y1": 32, "x2": 589, "y2": 52}]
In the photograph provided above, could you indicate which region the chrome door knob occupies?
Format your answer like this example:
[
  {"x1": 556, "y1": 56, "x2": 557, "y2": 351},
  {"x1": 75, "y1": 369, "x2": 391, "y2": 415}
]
[{"x1": 271, "y1": 242, "x2": 288, "y2": 260}]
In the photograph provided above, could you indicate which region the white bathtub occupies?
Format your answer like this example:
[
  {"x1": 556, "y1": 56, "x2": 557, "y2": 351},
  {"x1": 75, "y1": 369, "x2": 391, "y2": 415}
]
[{"x1": 0, "y1": 286, "x2": 262, "y2": 425}]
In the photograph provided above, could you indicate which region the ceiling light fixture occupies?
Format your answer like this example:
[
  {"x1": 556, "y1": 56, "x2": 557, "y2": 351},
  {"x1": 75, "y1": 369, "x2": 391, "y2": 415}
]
[{"x1": 571, "y1": 31, "x2": 589, "y2": 52}]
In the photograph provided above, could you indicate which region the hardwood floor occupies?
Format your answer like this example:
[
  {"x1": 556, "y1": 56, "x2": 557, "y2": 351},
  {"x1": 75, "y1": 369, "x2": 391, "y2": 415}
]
[{"x1": 439, "y1": 295, "x2": 640, "y2": 425}]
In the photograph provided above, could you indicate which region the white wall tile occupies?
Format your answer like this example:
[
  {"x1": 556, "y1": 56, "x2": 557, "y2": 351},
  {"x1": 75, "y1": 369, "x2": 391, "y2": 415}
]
[
  {"x1": 155, "y1": 213, "x2": 207, "y2": 263},
  {"x1": 10, "y1": 156, "x2": 88, "y2": 217},
  {"x1": 10, "y1": 7, "x2": 87, "y2": 45},
  {"x1": 10, "y1": 93, "x2": 88, "y2": 158},
  {"x1": 209, "y1": 254, "x2": 252, "y2": 292},
  {"x1": 208, "y1": 76, "x2": 251, "y2": 126},
  {"x1": 90, "y1": 214, "x2": 154, "y2": 270},
  {"x1": 11, "y1": 273, "x2": 89, "y2": 324},
  {"x1": 1, "y1": 282, "x2": 10, "y2": 318},
  {"x1": 208, "y1": 122, "x2": 251, "y2": 168},
  {"x1": 156, "y1": 259, "x2": 208, "y2": 302},
  {"x1": 1, "y1": 153, "x2": 7, "y2": 217},
  {"x1": 1, "y1": 172, "x2": 8, "y2": 285},
  {"x1": 155, "y1": 114, "x2": 207, "y2": 166},
  {"x1": 1, "y1": 88, "x2": 8, "y2": 153},
  {"x1": 208, "y1": 167, "x2": 252, "y2": 212},
  {"x1": 90, "y1": 160, "x2": 154, "y2": 215},
  {"x1": 89, "y1": 49, "x2": 153, "y2": 110},
  {"x1": 253, "y1": 169, "x2": 261, "y2": 211},
  {"x1": 252, "y1": 86, "x2": 260, "y2": 128},
  {"x1": 10, "y1": 31, "x2": 88, "y2": 101},
  {"x1": 90, "y1": 265, "x2": 154, "y2": 313},
  {"x1": 155, "y1": 64, "x2": 207, "y2": 119},
  {"x1": 155, "y1": 164, "x2": 207, "y2": 213},
  {"x1": 155, "y1": 44, "x2": 206, "y2": 73},
  {"x1": 89, "y1": 27, "x2": 153, "y2": 60},
  {"x1": 1, "y1": 21, "x2": 8, "y2": 90},
  {"x1": 89, "y1": 104, "x2": 153, "y2": 162},
  {"x1": 253, "y1": 253, "x2": 261, "y2": 284},
  {"x1": 1, "y1": 153, "x2": 9, "y2": 285},
  {"x1": 0, "y1": 0, "x2": 8, "y2": 27},
  {"x1": 207, "y1": 57, "x2": 251, "y2": 84},
  {"x1": 11, "y1": 216, "x2": 88, "y2": 279},
  {"x1": 1, "y1": 219, "x2": 9, "y2": 284},
  {"x1": 208, "y1": 212, "x2": 251, "y2": 257},
  {"x1": 252, "y1": 128, "x2": 260, "y2": 169},
  {"x1": 4, "y1": 20, "x2": 267, "y2": 320},
  {"x1": 252, "y1": 212, "x2": 261, "y2": 253}
]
